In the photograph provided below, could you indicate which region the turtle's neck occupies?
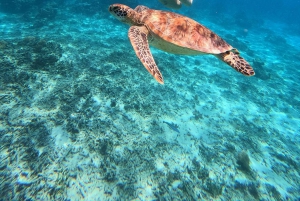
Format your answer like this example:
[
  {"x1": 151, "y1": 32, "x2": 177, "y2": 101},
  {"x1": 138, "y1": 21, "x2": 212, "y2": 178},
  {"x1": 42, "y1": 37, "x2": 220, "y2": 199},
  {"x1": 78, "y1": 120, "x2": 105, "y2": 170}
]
[{"x1": 126, "y1": 10, "x2": 143, "y2": 26}]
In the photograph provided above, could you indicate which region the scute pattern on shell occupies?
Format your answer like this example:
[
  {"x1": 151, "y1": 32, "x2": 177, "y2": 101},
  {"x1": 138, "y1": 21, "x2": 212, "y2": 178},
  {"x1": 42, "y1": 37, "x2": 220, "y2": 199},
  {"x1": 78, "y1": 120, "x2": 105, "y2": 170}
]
[{"x1": 139, "y1": 10, "x2": 233, "y2": 54}]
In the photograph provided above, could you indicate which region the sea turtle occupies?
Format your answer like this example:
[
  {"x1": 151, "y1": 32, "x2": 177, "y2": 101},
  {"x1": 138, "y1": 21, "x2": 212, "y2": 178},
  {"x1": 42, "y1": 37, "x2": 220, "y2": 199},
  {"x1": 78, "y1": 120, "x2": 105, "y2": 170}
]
[{"x1": 108, "y1": 4, "x2": 255, "y2": 84}]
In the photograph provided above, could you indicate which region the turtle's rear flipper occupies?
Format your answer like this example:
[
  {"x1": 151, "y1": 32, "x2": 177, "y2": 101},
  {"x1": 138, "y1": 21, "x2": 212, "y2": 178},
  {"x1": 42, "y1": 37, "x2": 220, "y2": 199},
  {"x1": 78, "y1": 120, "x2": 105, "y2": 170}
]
[
  {"x1": 217, "y1": 51, "x2": 255, "y2": 76},
  {"x1": 128, "y1": 26, "x2": 164, "y2": 84}
]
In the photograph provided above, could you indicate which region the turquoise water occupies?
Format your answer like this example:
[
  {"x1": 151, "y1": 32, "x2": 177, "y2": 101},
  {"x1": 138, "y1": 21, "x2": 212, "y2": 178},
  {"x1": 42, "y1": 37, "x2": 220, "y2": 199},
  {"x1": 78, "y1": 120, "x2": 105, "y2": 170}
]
[{"x1": 0, "y1": 0, "x2": 299, "y2": 200}]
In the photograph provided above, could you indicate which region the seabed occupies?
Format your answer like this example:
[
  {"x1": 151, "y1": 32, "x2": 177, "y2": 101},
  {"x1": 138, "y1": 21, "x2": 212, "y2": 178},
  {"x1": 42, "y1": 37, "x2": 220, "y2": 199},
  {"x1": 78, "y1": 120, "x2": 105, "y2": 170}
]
[{"x1": 0, "y1": 1, "x2": 300, "y2": 200}]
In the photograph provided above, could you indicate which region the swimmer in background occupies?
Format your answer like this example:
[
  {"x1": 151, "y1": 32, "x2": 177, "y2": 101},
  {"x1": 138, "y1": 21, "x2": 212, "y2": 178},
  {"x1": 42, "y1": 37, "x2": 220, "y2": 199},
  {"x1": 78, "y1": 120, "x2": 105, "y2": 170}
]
[{"x1": 158, "y1": 0, "x2": 193, "y2": 9}]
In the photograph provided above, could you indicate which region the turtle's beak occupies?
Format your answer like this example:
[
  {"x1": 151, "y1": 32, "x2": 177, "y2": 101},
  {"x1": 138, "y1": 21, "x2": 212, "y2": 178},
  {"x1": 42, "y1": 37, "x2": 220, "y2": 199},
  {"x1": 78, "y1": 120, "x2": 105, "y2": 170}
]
[{"x1": 108, "y1": 5, "x2": 117, "y2": 12}]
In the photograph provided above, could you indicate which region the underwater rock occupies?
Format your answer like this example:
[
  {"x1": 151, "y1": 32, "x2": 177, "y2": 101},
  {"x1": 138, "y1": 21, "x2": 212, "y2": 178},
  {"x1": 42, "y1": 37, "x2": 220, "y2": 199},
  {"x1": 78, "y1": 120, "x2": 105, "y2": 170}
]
[{"x1": 236, "y1": 151, "x2": 251, "y2": 172}]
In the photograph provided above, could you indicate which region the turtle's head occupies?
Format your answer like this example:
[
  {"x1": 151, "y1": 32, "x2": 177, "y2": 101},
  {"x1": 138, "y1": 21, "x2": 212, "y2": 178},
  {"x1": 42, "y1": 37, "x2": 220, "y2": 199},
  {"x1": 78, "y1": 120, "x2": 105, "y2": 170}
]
[{"x1": 109, "y1": 4, "x2": 138, "y2": 25}]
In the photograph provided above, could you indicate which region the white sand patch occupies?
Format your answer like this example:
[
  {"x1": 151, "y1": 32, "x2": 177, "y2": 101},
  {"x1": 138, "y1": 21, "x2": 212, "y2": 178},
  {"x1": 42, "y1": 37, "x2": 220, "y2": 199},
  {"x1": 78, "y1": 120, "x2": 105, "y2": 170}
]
[{"x1": 51, "y1": 126, "x2": 71, "y2": 148}]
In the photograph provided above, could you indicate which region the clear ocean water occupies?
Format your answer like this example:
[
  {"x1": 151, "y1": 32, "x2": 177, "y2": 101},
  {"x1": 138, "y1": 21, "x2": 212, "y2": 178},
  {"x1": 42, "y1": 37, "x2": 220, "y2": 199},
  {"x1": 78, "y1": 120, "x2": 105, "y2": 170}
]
[{"x1": 0, "y1": 0, "x2": 299, "y2": 200}]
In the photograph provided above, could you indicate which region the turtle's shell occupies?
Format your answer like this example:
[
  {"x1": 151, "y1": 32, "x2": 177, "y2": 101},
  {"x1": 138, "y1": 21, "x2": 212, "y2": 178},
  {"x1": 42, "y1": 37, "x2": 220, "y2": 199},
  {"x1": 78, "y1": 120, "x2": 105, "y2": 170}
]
[{"x1": 140, "y1": 9, "x2": 233, "y2": 54}]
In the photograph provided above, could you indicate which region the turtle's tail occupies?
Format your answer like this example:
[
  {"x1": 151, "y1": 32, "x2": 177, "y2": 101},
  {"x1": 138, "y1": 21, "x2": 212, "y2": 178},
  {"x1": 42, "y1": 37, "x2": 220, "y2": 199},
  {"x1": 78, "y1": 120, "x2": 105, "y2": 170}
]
[{"x1": 217, "y1": 51, "x2": 255, "y2": 76}]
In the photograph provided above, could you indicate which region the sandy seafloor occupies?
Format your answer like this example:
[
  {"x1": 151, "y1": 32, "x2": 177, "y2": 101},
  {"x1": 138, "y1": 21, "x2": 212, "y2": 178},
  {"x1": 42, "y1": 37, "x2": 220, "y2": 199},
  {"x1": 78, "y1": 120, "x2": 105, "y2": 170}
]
[{"x1": 0, "y1": 1, "x2": 300, "y2": 201}]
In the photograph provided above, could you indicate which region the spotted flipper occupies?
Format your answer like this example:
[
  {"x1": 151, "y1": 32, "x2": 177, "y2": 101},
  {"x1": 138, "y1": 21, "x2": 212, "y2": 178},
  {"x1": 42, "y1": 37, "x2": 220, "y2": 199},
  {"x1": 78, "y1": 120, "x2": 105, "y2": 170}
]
[
  {"x1": 128, "y1": 26, "x2": 164, "y2": 84},
  {"x1": 217, "y1": 51, "x2": 255, "y2": 76}
]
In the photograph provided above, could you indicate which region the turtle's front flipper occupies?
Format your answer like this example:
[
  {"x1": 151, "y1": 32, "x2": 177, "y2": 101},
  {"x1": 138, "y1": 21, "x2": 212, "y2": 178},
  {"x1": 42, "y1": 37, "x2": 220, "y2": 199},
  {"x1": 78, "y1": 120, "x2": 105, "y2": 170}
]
[
  {"x1": 217, "y1": 51, "x2": 255, "y2": 76},
  {"x1": 128, "y1": 26, "x2": 164, "y2": 84}
]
